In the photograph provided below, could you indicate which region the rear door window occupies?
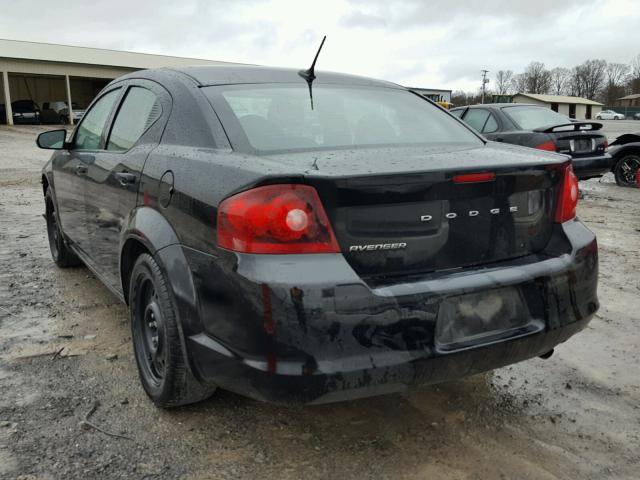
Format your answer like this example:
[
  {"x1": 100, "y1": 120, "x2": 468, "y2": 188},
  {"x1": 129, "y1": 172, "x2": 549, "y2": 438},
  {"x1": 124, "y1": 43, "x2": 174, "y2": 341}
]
[
  {"x1": 74, "y1": 88, "x2": 121, "y2": 150},
  {"x1": 462, "y1": 109, "x2": 490, "y2": 132},
  {"x1": 483, "y1": 112, "x2": 499, "y2": 133},
  {"x1": 107, "y1": 87, "x2": 161, "y2": 151}
]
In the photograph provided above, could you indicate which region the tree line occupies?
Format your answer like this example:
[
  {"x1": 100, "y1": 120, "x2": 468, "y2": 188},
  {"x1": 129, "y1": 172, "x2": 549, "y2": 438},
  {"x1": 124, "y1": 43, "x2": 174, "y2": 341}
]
[{"x1": 452, "y1": 54, "x2": 640, "y2": 106}]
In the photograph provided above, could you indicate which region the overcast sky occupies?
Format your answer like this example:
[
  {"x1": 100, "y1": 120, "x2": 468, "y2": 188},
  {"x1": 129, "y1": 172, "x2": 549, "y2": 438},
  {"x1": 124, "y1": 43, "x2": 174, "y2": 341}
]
[{"x1": 1, "y1": 0, "x2": 638, "y2": 91}]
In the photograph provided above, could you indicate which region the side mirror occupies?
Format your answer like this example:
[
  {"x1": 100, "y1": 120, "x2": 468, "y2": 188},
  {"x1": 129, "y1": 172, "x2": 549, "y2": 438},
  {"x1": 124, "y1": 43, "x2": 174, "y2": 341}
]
[{"x1": 36, "y1": 129, "x2": 68, "y2": 150}]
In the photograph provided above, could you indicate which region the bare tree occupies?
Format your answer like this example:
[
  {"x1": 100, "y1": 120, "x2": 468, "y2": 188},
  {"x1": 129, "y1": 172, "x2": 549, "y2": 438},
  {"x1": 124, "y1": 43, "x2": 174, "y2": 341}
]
[
  {"x1": 549, "y1": 67, "x2": 571, "y2": 95},
  {"x1": 568, "y1": 66, "x2": 584, "y2": 97},
  {"x1": 451, "y1": 90, "x2": 469, "y2": 106},
  {"x1": 628, "y1": 54, "x2": 640, "y2": 94},
  {"x1": 495, "y1": 70, "x2": 514, "y2": 95},
  {"x1": 572, "y1": 60, "x2": 607, "y2": 100},
  {"x1": 511, "y1": 73, "x2": 527, "y2": 94},
  {"x1": 604, "y1": 62, "x2": 630, "y2": 104},
  {"x1": 631, "y1": 54, "x2": 640, "y2": 79},
  {"x1": 523, "y1": 62, "x2": 552, "y2": 94}
]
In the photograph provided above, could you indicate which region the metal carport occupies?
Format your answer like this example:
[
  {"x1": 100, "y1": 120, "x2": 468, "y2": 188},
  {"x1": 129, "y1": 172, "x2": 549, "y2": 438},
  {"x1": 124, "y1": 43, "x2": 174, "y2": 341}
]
[{"x1": 1, "y1": 38, "x2": 235, "y2": 125}]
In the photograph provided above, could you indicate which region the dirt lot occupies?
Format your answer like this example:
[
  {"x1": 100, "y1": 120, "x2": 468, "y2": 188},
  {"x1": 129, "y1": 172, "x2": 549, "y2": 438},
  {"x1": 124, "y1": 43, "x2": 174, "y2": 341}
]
[{"x1": 1, "y1": 125, "x2": 639, "y2": 480}]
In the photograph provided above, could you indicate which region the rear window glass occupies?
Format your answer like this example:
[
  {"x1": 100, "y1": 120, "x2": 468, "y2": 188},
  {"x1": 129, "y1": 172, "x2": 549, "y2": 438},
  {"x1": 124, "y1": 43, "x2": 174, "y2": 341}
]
[
  {"x1": 206, "y1": 84, "x2": 481, "y2": 153},
  {"x1": 503, "y1": 106, "x2": 571, "y2": 130}
]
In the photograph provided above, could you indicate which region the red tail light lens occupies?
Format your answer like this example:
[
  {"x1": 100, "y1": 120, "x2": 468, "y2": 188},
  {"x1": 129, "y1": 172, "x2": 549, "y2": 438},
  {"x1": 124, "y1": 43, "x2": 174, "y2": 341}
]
[
  {"x1": 603, "y1": 139, "x2": 609, "y2": 152},
  {"x1": 217, "y1": 184, "x2": 340, "y2": 254},
  {"x1": 453, "y1": 172, "x2": 496, "y2": 184},
  {"x1": 555, "y1": 163, "x2": 579, "y2": 223},
  {"x1": 535, "y1": 140, "x2": 557, "y2": 152}
]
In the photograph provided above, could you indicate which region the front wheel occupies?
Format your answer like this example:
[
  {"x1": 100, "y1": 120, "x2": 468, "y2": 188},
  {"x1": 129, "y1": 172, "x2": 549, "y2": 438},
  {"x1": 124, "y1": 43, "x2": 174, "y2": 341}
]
[
  {"x1": 129, "y1": 253, "x2": 216, "y2": 407},
  {"x1": 614, "y1": 154, "x2": 640, "y2": 187}
]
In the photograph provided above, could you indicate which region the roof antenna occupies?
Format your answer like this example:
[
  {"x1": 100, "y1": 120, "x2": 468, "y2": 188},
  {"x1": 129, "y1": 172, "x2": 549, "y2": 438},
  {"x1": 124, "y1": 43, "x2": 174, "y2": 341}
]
[{"x1": 298, "y1": 35, "x2": 326, "y2": 109}]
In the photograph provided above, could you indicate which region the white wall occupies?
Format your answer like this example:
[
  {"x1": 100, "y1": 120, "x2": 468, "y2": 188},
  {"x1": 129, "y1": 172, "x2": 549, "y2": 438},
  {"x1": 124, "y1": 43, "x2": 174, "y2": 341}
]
[{"x1": 512, "y1": 95, "x2": 602, "y2": 120}]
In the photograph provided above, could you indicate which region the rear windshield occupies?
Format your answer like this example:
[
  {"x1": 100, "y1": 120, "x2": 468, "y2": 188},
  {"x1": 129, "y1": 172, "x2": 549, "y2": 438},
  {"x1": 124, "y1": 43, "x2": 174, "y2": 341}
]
[
  {"x1": 205, "y1": 84, "x2": 481, "y2": 153},
  {"x1": 503, "y1": 105, "x2": 571, "y2": 130}
]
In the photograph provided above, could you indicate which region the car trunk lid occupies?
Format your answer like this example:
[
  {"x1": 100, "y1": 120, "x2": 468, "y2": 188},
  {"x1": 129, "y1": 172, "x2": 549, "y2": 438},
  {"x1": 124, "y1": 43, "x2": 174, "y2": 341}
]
[
  {"x1": 269, "y1": 145, "x2": 565, "y2": 280},
  {"x1": 534, "y1": 122, "x2": 608, "y2": 157}
]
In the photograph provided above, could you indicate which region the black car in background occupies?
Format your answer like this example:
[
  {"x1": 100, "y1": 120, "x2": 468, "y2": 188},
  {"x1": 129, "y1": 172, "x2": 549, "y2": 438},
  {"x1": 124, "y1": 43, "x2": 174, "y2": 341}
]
[
  {"x1": 451, "y1": 104, "x2": 612, "y2": 180},
  {"x1": 11, "y1": 99, "x2": 42, "y2": 124},
  {"x1": 37, "y1": 66, "x2": 598, "y2": 406}
]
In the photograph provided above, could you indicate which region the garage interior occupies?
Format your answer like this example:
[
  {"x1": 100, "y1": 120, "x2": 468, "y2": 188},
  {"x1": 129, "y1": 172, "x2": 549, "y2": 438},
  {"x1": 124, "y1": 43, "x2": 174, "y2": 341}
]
[{"x1": 0, "y1": 38, "x2": 234, "y2": 126}]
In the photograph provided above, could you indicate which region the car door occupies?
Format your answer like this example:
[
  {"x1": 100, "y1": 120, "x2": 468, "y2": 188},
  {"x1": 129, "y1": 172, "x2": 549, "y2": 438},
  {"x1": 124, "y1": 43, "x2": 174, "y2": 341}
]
[
  {"x1": 53, "y1": 87, "x2": 122, "y2": 250},
  {"x1": 83, "y1": 80, "x2": 170, "y2": 290}
]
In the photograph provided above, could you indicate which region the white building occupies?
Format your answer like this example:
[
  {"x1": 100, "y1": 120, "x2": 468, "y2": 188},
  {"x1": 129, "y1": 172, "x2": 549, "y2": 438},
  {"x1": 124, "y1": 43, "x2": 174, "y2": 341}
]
[
  {"x1": 0, "y1": 38, "x2": 238, "y2": 125},
  {"x1": 511, "y1": 93, "x2": 603, "y2": 120}
]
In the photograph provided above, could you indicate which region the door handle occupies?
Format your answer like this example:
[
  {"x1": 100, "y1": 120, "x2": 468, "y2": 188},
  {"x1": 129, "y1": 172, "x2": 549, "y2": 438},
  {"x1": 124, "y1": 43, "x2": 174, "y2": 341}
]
[
  {"x1": 75, "y1": 164, "x2": 88, "y2": 175},
  {"x1": 495, "y1": 138, "x2": 505, "y2": 142},
  {"x1": 115, "y1": 172, "x2": 137, "y2": 186}
]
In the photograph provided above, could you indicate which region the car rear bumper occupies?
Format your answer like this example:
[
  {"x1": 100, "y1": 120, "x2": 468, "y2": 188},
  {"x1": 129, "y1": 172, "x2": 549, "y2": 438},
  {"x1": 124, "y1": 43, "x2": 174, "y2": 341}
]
[
  {"x1": 572, "y1": 153, "x2": 614, "y2": 179},
  {"x1": 179, "y1": 220, "x2": 598, "y2": 404}
]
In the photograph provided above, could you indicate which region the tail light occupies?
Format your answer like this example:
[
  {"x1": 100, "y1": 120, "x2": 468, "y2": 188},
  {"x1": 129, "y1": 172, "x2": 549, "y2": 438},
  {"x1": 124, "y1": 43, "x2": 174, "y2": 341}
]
[
  {"x1": 217, "y1": 184, "x2": 340, "y2": 254},
  {"x1": 453, "y1": 172, "x2": 496, "y2": 184},
  {"x1": 535, "y1": 140, "x2": 557, "y2": 152},
  {"x1": 603, "y1": 139, "x2": 609, "y2": 152},
  {"x1": 554, "y1": 163, "x2": 579, "y2": 223}
]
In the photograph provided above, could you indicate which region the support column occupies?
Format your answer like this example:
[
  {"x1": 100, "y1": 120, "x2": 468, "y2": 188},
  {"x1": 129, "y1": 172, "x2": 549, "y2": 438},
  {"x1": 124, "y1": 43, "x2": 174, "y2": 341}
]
[
  {"x1": 2, "y1": 71, "x2": 13, "y2": 126},
  {"x1": 64, "y1": 74, "x2": 74, "y2": 126}
]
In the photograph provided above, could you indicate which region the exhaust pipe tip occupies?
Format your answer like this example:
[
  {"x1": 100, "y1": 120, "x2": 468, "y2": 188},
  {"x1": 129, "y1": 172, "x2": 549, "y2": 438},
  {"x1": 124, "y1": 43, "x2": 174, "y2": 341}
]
[{"x1": 539, "y1": 349, "x2": 554, "y2": 360}]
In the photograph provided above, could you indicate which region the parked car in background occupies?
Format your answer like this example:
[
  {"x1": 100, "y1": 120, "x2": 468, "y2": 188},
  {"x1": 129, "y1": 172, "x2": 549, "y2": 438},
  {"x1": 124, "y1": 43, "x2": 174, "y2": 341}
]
[
  {"x1": 608, "y1": 133, "x2": 640, "y2": 186},
  {"x1": 11, "y1": 99, "x2": 42, "y2": 124},
  {"x1": 633, "y1": 112, "x2": 640, "y2": 120},
  {"x1": 48, "y1": 100, "x2": 86, "y2": 124},
  {"x1": 37, "y1": 66, "x2": 598, "y2": 407},
  {"x1": 451, "y1": 104, "x2": 612, "y2": 179},
  {"x1": 596, "y1": 110, "x2": 625, "y2": 120},
  {"x1": 41, "y1": 102, "x2": 63, "y2": 124}
]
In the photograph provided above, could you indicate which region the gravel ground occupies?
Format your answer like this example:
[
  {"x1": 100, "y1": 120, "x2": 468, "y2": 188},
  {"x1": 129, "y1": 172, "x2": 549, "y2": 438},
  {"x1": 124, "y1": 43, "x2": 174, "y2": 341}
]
[{"x1": 0, "y1": 125, "x2": 639, "y2": 480}]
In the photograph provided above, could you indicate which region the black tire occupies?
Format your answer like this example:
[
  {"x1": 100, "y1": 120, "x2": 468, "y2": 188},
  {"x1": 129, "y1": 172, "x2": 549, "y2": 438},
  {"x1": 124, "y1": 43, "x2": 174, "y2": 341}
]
[
  {"x1": 45, "y1": 188, "x2": 81, "y2": 267},
  {"x1": 129, "y1": 253, "x2": 216, "y2": 407},
  {"x1": 613, "y1": 154, "x2": 640, "y2": 187}
]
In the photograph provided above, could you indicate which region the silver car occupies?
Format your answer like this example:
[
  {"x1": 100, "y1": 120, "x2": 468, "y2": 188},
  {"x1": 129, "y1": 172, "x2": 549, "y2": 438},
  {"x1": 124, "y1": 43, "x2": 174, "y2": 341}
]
[
  {"x1": 596, "y1": 109, "x2": 625, "y2": 120},
  {"x1": 48, "y1": 100, "x2": 86, "y2": 124}
]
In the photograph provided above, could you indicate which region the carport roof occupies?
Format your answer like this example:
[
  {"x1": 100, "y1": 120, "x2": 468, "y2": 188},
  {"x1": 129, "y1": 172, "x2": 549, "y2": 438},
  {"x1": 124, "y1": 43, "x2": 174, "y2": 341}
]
[
  {"x1": 515, "y1": 93, "x2": 603, "y2": 106},
  {"x1": 0, "y1": 38, "x2": 239, "y2": 70},
  {"x1": 617, "y1": 93, "x2": 640, "y2": 100}
]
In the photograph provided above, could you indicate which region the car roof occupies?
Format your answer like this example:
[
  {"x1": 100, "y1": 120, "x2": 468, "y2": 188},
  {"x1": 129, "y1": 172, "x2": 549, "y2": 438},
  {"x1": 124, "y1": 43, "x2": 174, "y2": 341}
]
[{"x1": 120, "y1": 65, "x2": 403, "y2": 89}]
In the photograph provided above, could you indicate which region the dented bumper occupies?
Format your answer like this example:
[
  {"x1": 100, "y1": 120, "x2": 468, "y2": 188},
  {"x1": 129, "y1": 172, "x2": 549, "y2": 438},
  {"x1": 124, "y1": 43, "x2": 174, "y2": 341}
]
[{"x1": 185, "y1": 220, "x2": 598, "y2": 404}]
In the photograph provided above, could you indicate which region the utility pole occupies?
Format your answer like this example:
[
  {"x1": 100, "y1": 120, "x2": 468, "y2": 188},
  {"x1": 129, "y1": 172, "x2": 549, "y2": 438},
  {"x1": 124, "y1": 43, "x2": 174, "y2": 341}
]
[{"x1": 481, "y1": 70, "x2": 489, "y2": 104}]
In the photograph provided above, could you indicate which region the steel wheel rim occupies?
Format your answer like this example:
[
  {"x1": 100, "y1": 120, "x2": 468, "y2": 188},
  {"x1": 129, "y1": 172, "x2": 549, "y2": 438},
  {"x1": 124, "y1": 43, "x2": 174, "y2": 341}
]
[
  {"x1": 134, "y1": 275, "x2": 166, "y2": 386},
  {"x1": 619, "y1": 155, "x2": 640, "y2": 185}
]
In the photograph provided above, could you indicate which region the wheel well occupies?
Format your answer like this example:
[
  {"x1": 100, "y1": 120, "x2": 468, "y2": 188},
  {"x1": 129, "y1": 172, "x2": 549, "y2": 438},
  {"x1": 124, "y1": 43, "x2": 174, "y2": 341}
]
[
  {"x1": 613, "y1": 146, "x2": 640, "y2": 170},
  {"x1": 42, "y1": 175, "x2": 49, "y2": 196},
  {"x1": 120, "y1": 238, "x2": 150, "y2": 305}
]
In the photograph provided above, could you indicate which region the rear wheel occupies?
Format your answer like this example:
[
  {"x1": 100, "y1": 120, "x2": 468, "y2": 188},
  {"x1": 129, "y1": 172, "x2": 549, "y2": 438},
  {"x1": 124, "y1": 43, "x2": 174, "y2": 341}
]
[
  {"x1": 614, "y1": 154, "x2": 640, "y2": 187},
  {"x1": 45, "y1": 188, "x2": 81, "y2": 267},
  {"x1": 129, "y1": 253, "x2": 216, "y2": 407}
]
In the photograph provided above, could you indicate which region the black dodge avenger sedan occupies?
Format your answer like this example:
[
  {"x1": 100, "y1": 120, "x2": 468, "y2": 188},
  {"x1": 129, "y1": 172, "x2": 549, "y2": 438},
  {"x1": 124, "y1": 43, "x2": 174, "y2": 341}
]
[{"x1": 37, "y1": 65, "x2": 599, "y2": 406}]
